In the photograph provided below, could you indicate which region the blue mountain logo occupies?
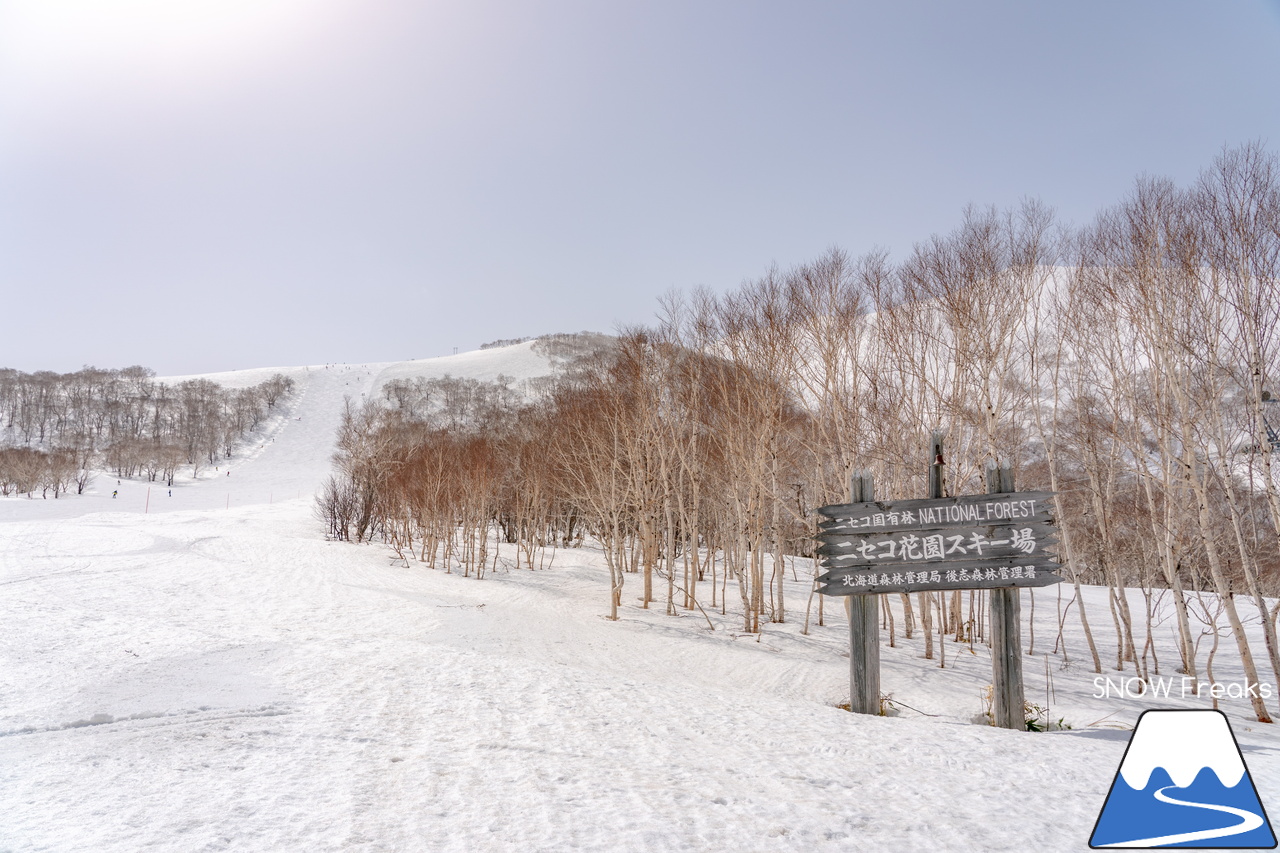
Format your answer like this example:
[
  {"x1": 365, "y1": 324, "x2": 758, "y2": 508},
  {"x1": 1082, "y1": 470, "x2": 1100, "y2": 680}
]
[{"x1": 1091, "y1": 709, "x2": 1276, "y2": 848}]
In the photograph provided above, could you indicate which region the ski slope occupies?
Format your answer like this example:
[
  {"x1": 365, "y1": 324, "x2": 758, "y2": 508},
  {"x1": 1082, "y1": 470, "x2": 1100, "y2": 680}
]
[
  {"x1": 2, "y1": 343, "x2": 1278, "y2": 852},
  {"x1": 0, "y1": 342, "x2": 556, "y2": 523}
]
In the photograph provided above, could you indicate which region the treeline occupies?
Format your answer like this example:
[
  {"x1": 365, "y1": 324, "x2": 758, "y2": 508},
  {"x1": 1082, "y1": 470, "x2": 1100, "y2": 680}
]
[
  {"x1": 316, "y1": 336, "x2": 616, "y2": 565},
  {"x1": 0, "y1": 447, "x2": 90, "y2": 498},
  {"x1": 0, "y1": 365, "x2": 294, "y2": 495},
  {"x1": 321, "y1": 144, "x2": 1280, "y2": 721}
]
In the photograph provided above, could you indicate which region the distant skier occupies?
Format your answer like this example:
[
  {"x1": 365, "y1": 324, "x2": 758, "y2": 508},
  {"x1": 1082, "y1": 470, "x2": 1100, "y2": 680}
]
[{"x1": 112, "y1": 490, "x2": 117, "y2": 499}]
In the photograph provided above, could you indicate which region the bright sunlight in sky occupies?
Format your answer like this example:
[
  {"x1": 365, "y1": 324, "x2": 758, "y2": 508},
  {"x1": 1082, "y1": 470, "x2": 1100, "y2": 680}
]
[
  {"x1": 3, "y1": 0, "x2": 322, "y2": 63},
  {"x1": 0, "y1": 0, "x2": 341, "y2": 117},
  {"x1": 3, "y1": 1, "x2": 1280, "y2": 374}
]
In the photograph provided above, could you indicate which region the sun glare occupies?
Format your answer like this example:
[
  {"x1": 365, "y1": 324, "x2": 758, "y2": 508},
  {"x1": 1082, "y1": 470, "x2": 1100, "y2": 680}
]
[{"x1": 1, "y1": 0, "x2": 336, "y2": 83}]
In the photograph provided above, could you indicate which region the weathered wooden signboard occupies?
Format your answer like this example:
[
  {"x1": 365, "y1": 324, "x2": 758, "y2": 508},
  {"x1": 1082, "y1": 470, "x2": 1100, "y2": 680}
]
[
  {"x1": 815, "y1": 492, "x2": 1063, "y2": 596},
  {"x1": 818, "y1": 491, "x2": 1055, "y2": 533},
  {"x1": 818, "y1": 445, "x2": 1062, "y2": 728}
]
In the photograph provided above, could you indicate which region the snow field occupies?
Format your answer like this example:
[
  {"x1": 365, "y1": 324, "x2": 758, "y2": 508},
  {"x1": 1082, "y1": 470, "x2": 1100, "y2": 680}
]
[
  {"x1": 3, "y1": 502, "x2": 1129, "y2": 852},
  {"x1": 2, "y1": 342, "x2": 1278, "y2": 852}
]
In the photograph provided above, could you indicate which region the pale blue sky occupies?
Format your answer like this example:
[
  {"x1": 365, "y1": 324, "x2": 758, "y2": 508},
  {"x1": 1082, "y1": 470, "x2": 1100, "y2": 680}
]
[{"x1": 3, "y1": 0, "x2": 1279, "y2": 374}]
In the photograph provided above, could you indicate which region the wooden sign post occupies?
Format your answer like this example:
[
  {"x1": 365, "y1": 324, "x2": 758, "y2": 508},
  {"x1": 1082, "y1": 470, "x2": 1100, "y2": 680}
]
[
  {"x1": 818, "y1": 434, "x2": 1062, "y2": 728},
  {"x1": 987, "y1": 460, "x2": 1025, "y2": 731},
  {"x1": 847, "y1": 470, "x2": 879, "y2": 716}
]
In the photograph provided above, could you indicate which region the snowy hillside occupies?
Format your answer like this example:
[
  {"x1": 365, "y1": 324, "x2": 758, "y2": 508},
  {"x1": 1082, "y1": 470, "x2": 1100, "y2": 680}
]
[
  {"x1": 0, "y1": 341, "x2": 557, "y2": 524},
  {"x1": 2, "y1": 343, "x2": 1278, "y2": 852}
]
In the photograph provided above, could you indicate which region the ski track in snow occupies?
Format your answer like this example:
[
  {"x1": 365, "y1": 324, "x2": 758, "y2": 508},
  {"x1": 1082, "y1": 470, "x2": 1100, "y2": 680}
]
[{"x1": 1, "y1": 344, "x2": 1278, "y2": 852}]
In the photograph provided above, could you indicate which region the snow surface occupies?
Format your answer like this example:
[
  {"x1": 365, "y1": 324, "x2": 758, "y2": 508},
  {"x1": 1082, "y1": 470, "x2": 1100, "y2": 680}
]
[{"x1": 2, "y1": 343, "x2": 1279, "y2": 852}]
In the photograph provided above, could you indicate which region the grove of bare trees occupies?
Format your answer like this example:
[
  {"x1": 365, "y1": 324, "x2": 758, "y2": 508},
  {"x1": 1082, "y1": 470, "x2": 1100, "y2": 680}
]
[
  {"x1": 319, "y1": 145, "x2": 1280, "y2": 721},
  {"x1": 0, "y1": 366, "x2": 294, "y2": 496}
]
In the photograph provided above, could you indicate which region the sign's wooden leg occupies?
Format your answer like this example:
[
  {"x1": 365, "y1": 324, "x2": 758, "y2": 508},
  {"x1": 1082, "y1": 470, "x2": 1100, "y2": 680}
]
[
  {"x1": 988, "y1": 461, "x2": 1026, "y2": 730},
  {"x1": 850, "y1": 592, "x2": 881, "y2": 715},
  {"x1": 849, "y1": 470, "x2": 880, "y2": 715}
]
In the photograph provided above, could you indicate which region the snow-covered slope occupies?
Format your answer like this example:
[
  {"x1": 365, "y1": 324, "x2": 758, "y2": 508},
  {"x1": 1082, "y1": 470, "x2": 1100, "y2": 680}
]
[
  {"x1": 0, "y1": 341, "x2": 556, "y2": 523},
  {"x1": 2, "y1": 342, "x2": 1278, "y2": 853}
]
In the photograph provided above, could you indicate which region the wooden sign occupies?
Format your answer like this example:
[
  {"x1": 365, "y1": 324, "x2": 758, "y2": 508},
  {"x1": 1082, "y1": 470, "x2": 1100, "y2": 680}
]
[
  {"x1": 818, "y1": 557, "x2": 1062, "y2": 596},
  {"x1": 817, "y1": 523, "x2": 1057, "y2": 566},
  {"x1": 817, "y1": 491, "x2": 1055, "y2": 535},
  {"x1": 829, "y1": 443, "x2": 1044, "y2": 729},
  {"x1": 815, "y1": 491, "x2": 1063, "y2": 597}
]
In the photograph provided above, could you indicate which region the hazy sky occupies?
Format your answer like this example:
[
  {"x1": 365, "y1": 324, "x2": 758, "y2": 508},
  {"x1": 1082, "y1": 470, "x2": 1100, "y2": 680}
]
[{"x1": 3, "y1": 1, "x2": 1280, "y2": 375}]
